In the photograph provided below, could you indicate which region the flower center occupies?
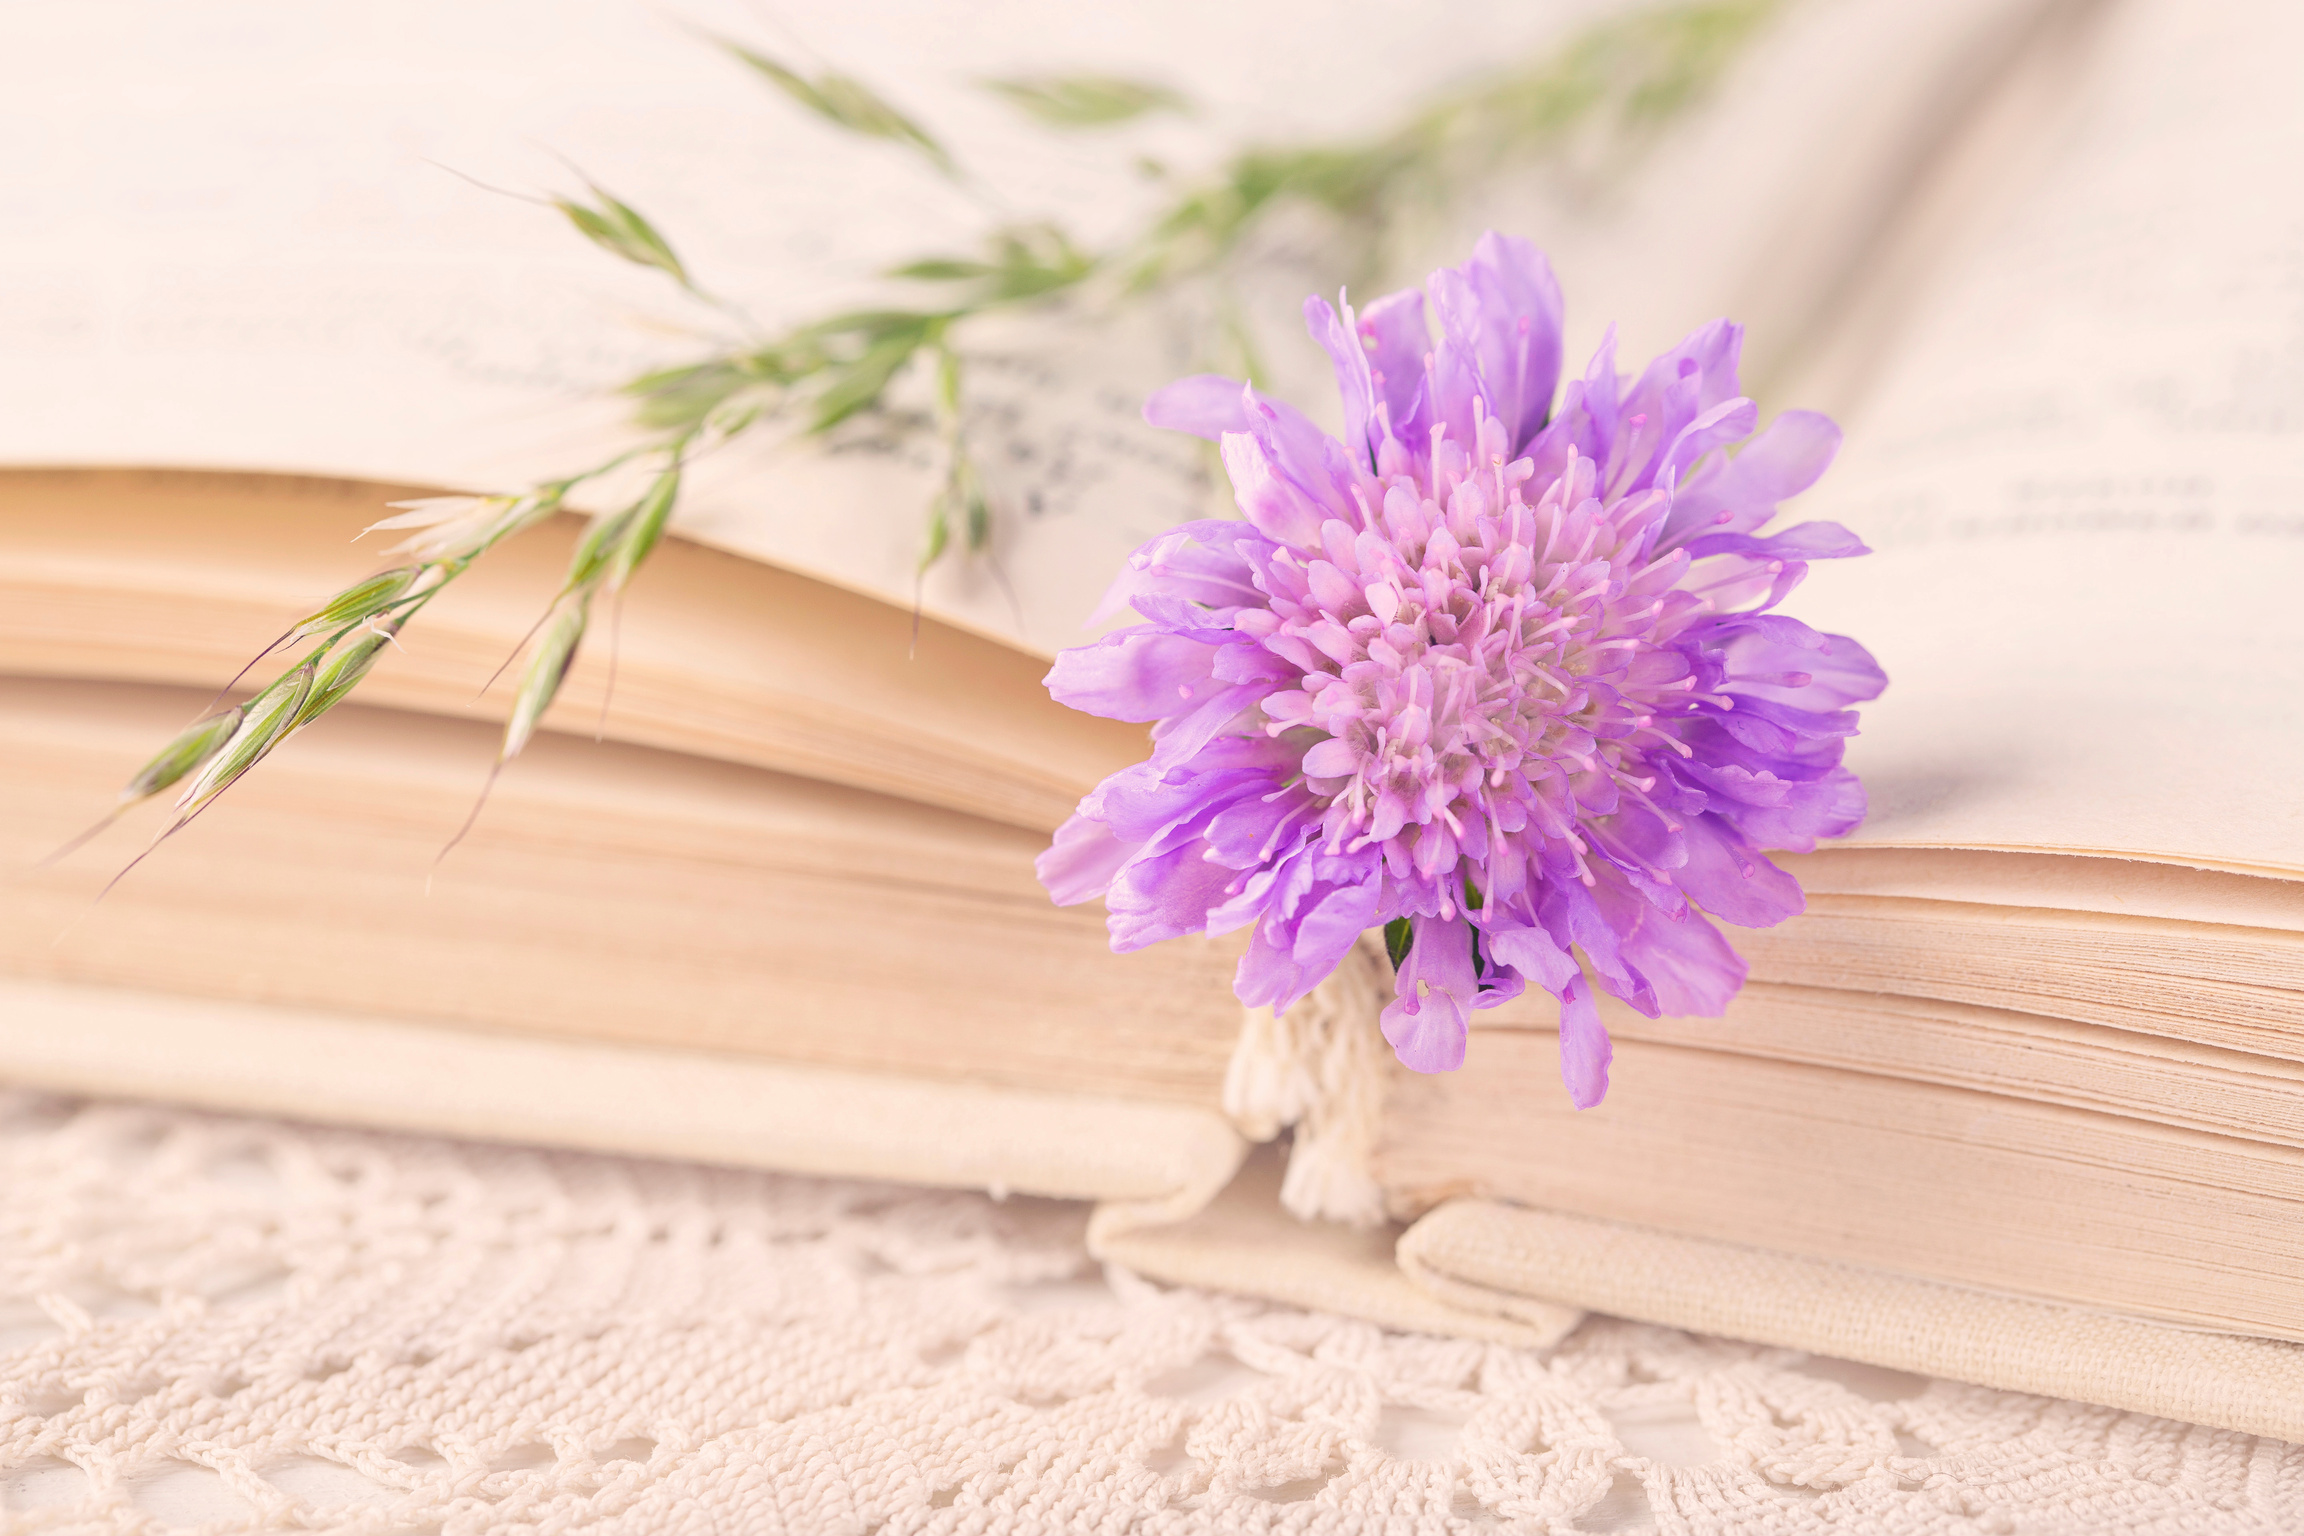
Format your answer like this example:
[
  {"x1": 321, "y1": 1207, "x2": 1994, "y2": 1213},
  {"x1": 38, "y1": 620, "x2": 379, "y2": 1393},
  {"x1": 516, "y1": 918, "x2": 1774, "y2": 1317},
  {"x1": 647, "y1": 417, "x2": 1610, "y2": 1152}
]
[{"x1": 1255, "y1": 443, "x2": 1700, "y2": 875}]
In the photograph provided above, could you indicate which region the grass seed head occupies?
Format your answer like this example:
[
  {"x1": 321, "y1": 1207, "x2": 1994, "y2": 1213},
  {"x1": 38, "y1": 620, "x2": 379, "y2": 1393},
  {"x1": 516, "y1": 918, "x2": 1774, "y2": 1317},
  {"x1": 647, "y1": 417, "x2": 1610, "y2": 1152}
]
[
  {"x1": 292, "y1": 566, "x2": 423, "y2": 639},
  {"x1": 294, "y1": 624, "x2": 399, "y2": 729},
  {"x1": 369, "y1": 497, "x2": 509, "y2": 562},
  {"x1": 607, "y1": 465, "x2": 681, "y2": 593},
  {"x1": 503, "y1": 598, "x2": 590, "y2": 760},
  {"x1": 175, "y1": 660, "x2": 317, "y2": 817},
  {"x1": 563, "y1": 508, "x2": 637, "y2": 593},
  {"x1": 124, "y1": 706, "x2": 248, "y2": 803}
]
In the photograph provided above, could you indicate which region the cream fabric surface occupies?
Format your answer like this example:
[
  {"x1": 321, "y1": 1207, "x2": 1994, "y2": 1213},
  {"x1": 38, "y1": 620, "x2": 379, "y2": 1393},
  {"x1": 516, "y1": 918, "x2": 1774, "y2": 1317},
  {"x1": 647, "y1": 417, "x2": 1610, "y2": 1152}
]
[{"x1": 5, "y1": 1092, "x2": 2302, "y2": 1534}]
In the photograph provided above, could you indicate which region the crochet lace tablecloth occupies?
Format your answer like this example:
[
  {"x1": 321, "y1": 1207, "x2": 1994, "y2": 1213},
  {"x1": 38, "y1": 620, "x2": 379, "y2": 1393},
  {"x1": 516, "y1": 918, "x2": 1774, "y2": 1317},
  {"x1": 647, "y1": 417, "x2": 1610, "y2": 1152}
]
[{"x1": 2, "y1": 1090, "x2": 2298, "y2": 1535}]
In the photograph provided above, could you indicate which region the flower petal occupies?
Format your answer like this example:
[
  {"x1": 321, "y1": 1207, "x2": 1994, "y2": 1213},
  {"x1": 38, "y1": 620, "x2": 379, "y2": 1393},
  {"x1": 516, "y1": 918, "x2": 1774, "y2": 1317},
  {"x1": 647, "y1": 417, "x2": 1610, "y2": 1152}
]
[
  {"x1": 1105, "y1": 839, "x2": 1235, "y2": 949},
  {"x1": 1044, "y1": 628, "x2": 1221, "y2": 721},
  {"x1": 1714, "y1": 624, "x2": 1888, "y2": 710},
  {"x1": 1299, "y1": 735, "x2": 1359, "y2": 778},
  {"x1": 1220, "y1": 430, "x2": 1329, "y2": 548},
  {"x1": 1674, "y1": 813, "x2": 1805, "y2": 927},
  {"x1": 1661, "y1": 409, "x2": 1841, "y2": 547},
  {"x1": 1537, "y1": 874, "x2": 1654, "y2": 1015},
  {"x1": 1293, "y1": 873, "x2": 1384, "y2": 971},
  {"x1": 1556, "y1": 973, "x2": 1612, "y2": 1108},
  {"x1": 1143, "y1": 373, "x2": 1252, "y2": 439},
  {"x1": 1711, "y1": 767, "x2": 1868, "y2": 851},
  {"x1": 1148, "y1": 681, "x2": 1267, "y2": 769},
  {"x1": 1036, "y1": 811, "x2": 1134, "y2": 906},
  {"x1": 1307, "y1": 293, "x2": 1377, "y2": 470},
  {"x1": 1088, "y1": 520, "x2": 1274, "y2": 627},
  {"x1": 1359, "y1": 286, "x2": 1433, "y2": 449},
  {"x1": 1231, "y1": 844, "x2": 1383, "y2": 1011},
  {"x1": 1381, "y1": 913, "x2": 1477, "y2": 1073},
  {"x1": 1523, "y1": 325, "x2": 1620, "y2": 488},
  {"x1": 1617, "y1": 905, "x2": 1745, "y2": 1017},
  {"x1": 1427, "y1": 230, "x2": 1565, "y2": 455},
  {"x1": 1656, "y1": 396, "x2": 1758, "y2": 496},
  {"x1": 1245, "y1": 389, "x2": 1362, "y2": 526},
  {"x1": 1484, "y1": 919, "x2": 1580, "y2": 993},
  {"x1": 1611, "y1": 319, "x2": 1745, "y2": 494},
  {"x1": 1680, "y1": 520, "x2": 1870, "y2": 563},
  {"x1": 1092, "y1": 756, "x2": 1273, "y2": 847}
]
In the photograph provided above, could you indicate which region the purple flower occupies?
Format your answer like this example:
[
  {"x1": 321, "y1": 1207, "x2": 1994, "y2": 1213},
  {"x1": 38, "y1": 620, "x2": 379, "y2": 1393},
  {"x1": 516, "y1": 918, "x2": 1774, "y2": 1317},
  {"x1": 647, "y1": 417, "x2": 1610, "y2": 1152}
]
[{"x1": 1039, "y1": 232, "x2": 1885, "y2": 1107}]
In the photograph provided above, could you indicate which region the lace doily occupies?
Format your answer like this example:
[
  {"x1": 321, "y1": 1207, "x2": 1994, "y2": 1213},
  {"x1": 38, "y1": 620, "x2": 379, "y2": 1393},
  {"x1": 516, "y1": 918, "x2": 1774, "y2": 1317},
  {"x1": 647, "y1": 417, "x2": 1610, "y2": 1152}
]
[{"x1": 3, "y1": 1090, "x2": 2298, "y2": 1534}]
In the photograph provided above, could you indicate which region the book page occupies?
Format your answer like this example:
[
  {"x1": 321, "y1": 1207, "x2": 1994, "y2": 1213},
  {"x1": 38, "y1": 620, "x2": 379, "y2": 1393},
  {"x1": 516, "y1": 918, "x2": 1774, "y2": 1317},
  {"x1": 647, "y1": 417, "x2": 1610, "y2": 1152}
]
[
  {"x1": 1777, "y1": 848, "x2": 2304, "y2": 931},
  {"x1": 0, "y1": 675, "x2": 1244, "y2": 1099},
  {"x1": 0, "y1": 470, "x2": 1149, "y2": 831},
  {"x1": 1595, "y1": 983, "x2": 2304, "y2": 1146},
  {"x1": 1791, "y1": 0, "x2": 2304, "y2": 878},
  {"x1": 0, "y1": 0, "x2": 2045, "y2": 657},
  {"x1": 1460, "y1": 0, "x2": 2060, "y2": 399},
  {"x1": 1382, "y1": 1029, "x2": 2304, "y2": 1341}
]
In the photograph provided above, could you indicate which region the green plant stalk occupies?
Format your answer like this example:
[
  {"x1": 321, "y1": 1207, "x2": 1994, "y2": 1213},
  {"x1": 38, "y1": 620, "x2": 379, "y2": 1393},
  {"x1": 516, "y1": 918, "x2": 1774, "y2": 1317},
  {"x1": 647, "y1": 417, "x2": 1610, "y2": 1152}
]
[
  {"x1": 90, "y1": 1, "x2": 1783, "y2": 874},
  {"x1": 622, "y1": 1, "x2": 1783, "y2": 512}
]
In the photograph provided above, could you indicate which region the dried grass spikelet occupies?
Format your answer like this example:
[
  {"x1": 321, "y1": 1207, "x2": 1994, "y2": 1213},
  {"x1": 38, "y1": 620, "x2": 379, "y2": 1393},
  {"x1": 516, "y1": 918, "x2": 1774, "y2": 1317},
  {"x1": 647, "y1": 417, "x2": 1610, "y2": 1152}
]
[
  {"x1": 366, "y1": 488, "x2": 567, "y2": 565},
  {"x1": 505, "y1": 596, "x2": 592, "y2": 759},
  {"x1": 366, "y1": 496, "x2": 509, "y2": 562},
  {"x1": 173, "y1": 660, "x2": 316, "y2": 820},
  {"x1": 290, "y1": 566, "x2": 424, "y2": 639},
  {"x1": 1222, "y1": 931, "x2": 1394, "y2": 1227},
  {"x1": 39, "y1": 704, "x2": 247, "y2": 867},
  {"x1": 294, "y1": 622, "x2": 399, "y2": 727}
]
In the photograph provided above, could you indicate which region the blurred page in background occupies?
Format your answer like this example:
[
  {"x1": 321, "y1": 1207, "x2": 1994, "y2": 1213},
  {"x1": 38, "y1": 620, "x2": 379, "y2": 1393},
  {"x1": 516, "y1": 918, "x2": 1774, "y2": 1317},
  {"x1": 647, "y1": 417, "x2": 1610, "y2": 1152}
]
[
  {"x1": 1796, "y1": 0, "x2": 2304, "y2": 877},
  {"x1": 1451, "y1": 0, "x2": 2059, "y2": 397},
  {"x1": 0, "y1": 0, "x2": 2047, "y2": 655}
]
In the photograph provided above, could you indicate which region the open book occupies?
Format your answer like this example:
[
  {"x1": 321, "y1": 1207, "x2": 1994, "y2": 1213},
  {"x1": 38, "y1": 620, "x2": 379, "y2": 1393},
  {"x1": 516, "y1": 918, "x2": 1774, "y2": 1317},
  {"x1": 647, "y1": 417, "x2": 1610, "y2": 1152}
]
[{"x1": 7, "y1": 0, "x2": 2298, "y2": 1437}]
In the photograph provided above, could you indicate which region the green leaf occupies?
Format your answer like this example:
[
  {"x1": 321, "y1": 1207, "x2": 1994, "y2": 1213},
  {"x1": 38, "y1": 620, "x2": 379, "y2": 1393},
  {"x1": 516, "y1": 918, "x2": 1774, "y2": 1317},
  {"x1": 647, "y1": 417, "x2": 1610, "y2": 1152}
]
[
  {"x1": 982, "y1": 74, "x2": 1189, "y2": 128},
  {"x1": 709, "y1": 400, "x2": 765, "y2": 437},
  {"x1": 917, "y1": 496, "x2": 951, "y2": 577},
  {"x1": 962, "y1": 475, "x2": 989, "y2": 552},
  {"x1": 553, "y1": 182, "x2": 692, "y2": 289},
  {"x1": 888, "y1": 229, "x2": 1092, "y2": 303},
  {"x1": 562, "y1": 504, "x2": 639, "y2": 594},
  {"x1": 970, "y1": 226, "x2": 1092, "y2": 298},
  {"x1": 886, "y1": 257, "x2": 994, "y2": 283},
  {"x1": 933, "y1": 346, "x2": 962, "y2": 418},
  {"x1": 606, "y1": 464, "x2": 682, "y2": 592},
  {"x1": 1109, "y1": 0, "x2": 1779, "y2": 294},
  {"x1": 933, "y1": 446, "x2": 990, "y2": 559},
  {"x1": 1383, "y1": 918, "x2": 1414, "y2": 970},
  {"x1": 720, "y1": 42, "x2": 958, "y2": 178},
  {"x1": 790, "y1": 308, "x2": 945, "y2": 343},
  {"x1": 624, "y1": 360, "x2": 750, "y2": 432},
  {"x1": 807, "y1": 326, "x2": 930, "y2": 433}
]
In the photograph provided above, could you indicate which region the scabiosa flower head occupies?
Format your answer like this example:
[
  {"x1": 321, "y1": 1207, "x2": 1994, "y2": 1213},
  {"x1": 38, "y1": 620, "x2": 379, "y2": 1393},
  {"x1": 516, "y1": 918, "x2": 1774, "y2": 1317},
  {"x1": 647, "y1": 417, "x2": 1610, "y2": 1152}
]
[{"x1": 1038, "y1": 232, "x2": 1885, "y2": 1106}]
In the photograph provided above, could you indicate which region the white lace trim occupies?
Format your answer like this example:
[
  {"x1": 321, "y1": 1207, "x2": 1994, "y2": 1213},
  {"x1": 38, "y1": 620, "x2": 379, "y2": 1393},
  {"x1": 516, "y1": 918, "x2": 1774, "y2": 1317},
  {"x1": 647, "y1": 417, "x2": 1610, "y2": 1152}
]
[{"x1": 4, "y1": 1089, "x2": 2299, "y2": 1534}]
